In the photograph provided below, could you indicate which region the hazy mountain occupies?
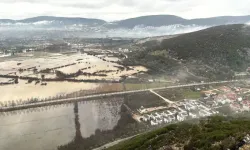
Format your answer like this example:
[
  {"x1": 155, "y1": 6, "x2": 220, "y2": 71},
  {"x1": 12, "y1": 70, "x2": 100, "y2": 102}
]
[
  {"x1": 113, "y1": 15, "x2": 250, "y2": 28},
  {"x1": 19, "y1": 16, "x2": 106, "y2": 25},
  {"x1": 110, "y1": 15, "x2": 186, "y2": 28},
  {"x1": 186, "y1": 15, "x2": 250, "y2": 26},
  {"x1": 1, "y1": 15, "x2": 250, "y2": 28},
  {"x1": 0, "y1": 19, "x2": 15, "y2": 23},
  {"x1": 0, "y1": 15, "x2": 250, "y2": 38},
  {"x1": 0, "y1": 16, "x2": 106, "y2": 27},
  {"x1": 124, "y1": 24, "x2": 250, "y2": 80},
  {"x1": 160, "y1": 24, "x2": 250, "y2": 71}
]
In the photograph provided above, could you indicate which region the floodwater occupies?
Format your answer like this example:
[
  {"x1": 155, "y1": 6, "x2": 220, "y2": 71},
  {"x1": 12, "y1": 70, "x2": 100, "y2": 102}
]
[
  {"x1": 0, "y1": 52, "x2": 147, "y2": 103},
  {"x1": 78, "y1": 99, "x2": 123, "y2": 138},
  {"x1": 0, "y1": 98, "x2": 124, "y2": 150}
]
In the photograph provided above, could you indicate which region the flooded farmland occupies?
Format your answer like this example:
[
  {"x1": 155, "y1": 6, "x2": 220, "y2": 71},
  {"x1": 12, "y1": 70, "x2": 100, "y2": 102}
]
[
  {"x1": 0, "y1": 51, "x2": 148, "y2": 103},
  {"x1": 0, "y1": 97, "x2": 126, "y2": 150}
]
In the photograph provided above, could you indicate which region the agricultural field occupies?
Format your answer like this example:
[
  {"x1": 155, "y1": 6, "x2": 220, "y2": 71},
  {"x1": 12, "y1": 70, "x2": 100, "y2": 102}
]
[
  {"x1": 0, "y1": 50, "x2": 147, "y2": 103},
  {"x1": 0, "y1": 78, "x2": 12, "y2": 83},
  {"x1": 155, "y1": 88, "x2": 201, "y2": 101},
  {"x1": 0, "y1": 80, "x2": 98, "y2": 103},
  {"x1": 124, "y1": 92, "x2": 167, "y2": 111},
  {"x1": 0, "y1": 51, "x2": 147, "y2": 80}
]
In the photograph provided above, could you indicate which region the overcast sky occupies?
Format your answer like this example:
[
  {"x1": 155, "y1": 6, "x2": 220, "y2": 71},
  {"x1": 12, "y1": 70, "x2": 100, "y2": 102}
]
[{"x1": 0, "y1": 0, "x2": 250, "y2": 21}]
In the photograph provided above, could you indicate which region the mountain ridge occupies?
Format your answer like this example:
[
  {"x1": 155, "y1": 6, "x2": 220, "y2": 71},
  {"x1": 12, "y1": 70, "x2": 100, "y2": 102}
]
[
  {"x1": 0, "y1": 16, "x2": 106, "y2": 25},
  {"x1": 0, "y1": 15, "x2": 250, "y2": 38},
  {"x1": 1, "y1": 15, "x2": 250, "y2": 27},
  {"x1": 123, "y1": 24, "x2": 250, "y2": 80},
  {"x1": 110, "y1": 15, "x2": 187, "y2": 28}
]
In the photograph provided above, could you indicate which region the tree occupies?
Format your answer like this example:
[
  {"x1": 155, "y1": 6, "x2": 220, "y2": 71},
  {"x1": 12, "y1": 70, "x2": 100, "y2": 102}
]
[
  {"x1": 41, "y1": 74, "x2": 45, "y2": 81},
  {"x1": 14, "y1": 78, "x2": 18, "y2": 84}
]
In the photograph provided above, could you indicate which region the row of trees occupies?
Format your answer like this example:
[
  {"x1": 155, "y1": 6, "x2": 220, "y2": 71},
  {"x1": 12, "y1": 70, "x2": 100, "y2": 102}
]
[{"x1": 0, "y1": 94, "x2": 70, "y2": 109}]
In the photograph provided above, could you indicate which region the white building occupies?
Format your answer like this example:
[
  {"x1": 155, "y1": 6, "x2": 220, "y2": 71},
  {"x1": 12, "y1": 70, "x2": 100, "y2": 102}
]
[
  {"x1": 163, "y1": 117, "x2": 170, "y2": 123},
  {"x1": 150, "y1": 120, "x2": 158, "y2": 126}
]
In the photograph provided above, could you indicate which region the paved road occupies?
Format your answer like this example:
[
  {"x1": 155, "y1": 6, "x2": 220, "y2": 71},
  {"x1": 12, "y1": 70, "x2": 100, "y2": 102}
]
[
  {"x1": 149, "y1": 89, "x2": 174, "y2": 104},
  {"x1": 0, "y1": 80, "x2": 242, "y2": 111},
  {"x1": 93, "y1": 134, "x2": 139, "y2": 150}
]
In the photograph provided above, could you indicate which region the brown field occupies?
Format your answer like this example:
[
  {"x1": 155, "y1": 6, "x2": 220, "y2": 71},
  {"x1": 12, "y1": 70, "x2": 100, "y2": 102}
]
[{"x1": 0, "y1": 50, "x2": 148, "y2": 103}]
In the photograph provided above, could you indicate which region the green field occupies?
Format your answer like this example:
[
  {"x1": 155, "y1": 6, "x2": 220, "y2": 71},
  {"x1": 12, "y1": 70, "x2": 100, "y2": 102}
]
[
  {"x1": 124, "y1": 92, "x2": 167, "y2": 111},
  {"x1": 155, "y1": 88, "x2": 201, "y2": 101},
  {"x1": 183, "y1": 90, "x2": 201, "y2": 99}
]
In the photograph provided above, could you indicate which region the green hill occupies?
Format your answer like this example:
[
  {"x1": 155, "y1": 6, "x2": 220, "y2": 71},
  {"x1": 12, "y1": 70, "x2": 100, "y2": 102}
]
[
  {"x1": 124, "y1": 24, "x2": 250, "y2": 80},
  {"x1": 160, "y1": 24, "x2": 250, "y2": 71},
  {"x1": 107, "y1": 116, "x2": 250, "y2": 150}
]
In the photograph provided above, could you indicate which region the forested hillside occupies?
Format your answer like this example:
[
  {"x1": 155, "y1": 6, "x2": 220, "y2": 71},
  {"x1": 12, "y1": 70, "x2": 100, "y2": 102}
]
[
  {"x1": 124, "y1": 24, "x2": 250, "y2": 80},
  {"x1": 108, "y1": 116, "x2": 250, "y2": 150}
]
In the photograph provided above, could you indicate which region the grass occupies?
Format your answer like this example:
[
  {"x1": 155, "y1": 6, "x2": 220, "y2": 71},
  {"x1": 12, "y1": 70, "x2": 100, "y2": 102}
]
[
  {"x1": 183, "y1": 90, "x2": 201, "y2": 99},
  {"x1": 155, "y1": 88, "x2": 201, "y2": 101},
  {"x1": 124, "y1": 92, "x2": 167, "y2": 111},
  {"x1": 150, "y1": 50, "x2": 168, "y2": 57}
]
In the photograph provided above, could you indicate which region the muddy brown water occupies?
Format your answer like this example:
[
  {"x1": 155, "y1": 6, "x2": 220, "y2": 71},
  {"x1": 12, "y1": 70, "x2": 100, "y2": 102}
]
[{"x1": 0, "y1": 98, "x2": 124, "y2": 150}]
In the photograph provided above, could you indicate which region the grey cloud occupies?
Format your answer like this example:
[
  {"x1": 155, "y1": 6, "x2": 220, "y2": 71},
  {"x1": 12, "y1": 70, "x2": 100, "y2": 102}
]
[
  {"x1": 0, "y1": 0, "x2": 43, "y2": 3},
  {"x1": 0, "y1": 0, "x2": 186, "y2": 7},
  {"x1": 118, "y1": 0, "x2": 137, "y2": 7},
  {"x1": 0, "y1": 0, "x2": 249, "y2": 21},
  {"x1": 66, "y1": 4, "x2": 105, "y2": 9}
]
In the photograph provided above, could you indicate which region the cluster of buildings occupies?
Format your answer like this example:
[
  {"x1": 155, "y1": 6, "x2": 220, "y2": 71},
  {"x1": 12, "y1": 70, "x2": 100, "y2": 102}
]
[
  {"x1": 202, "y1": 86, "x2": 250, "y2": 113},
  {"x1": 139, "y1": 99, "x2": 219, "y2": 126},
  {"x1": 128, "y1": 84, "x2": 250, "y2": 127},
  {"x1": 135, "y1": 85, "x2": 250, "y2": 126},
  {"x1": 118, "y1": 48, "x2": 129, "y2": 53}
]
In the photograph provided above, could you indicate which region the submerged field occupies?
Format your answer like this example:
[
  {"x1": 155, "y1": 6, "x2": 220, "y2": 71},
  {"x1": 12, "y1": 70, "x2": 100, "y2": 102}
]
[
  {"x1": 0, "y1": 97, "x2": 126, "y2": 150},
  {"x1": 0, "y1": 50, "x2": 147, "y2": 103}
]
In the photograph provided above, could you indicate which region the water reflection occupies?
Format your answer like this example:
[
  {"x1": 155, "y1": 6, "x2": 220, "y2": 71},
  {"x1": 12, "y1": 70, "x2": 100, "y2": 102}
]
[
  {"x1": 58, "y1": 97, "x2": 141, "y2": 150},
  {"x1": 79, "y1": 99, "x2": 123, "y2": 138},
  {"x1": 0, "y1": 98, "x2": 125, "y2": 150},
  {"x1": 0, "y1": 104, "x2": 75, "y2": 150}
]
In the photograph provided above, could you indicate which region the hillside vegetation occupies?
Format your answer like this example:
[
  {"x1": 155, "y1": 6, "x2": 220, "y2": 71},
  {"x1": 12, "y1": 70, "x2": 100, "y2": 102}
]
[
  {"x1": 108, "y1": 15, "x2": 250, "y2": 28},
  {"x1": 108, "y1": 116, "x2": 250, "y2": 150},
  {"x1": 160, "y1": 24, "x2": 250, "y2": 71},
  {"x1": 124, "y1": 24, "x2": 250, "y2": 80}
]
